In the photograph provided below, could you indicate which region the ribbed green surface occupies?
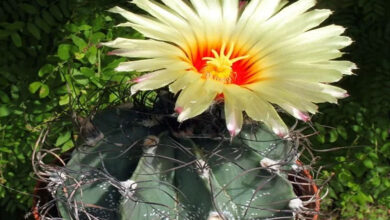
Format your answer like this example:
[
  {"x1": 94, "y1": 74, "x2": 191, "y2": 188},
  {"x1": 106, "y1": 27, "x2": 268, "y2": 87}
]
[{"x1": 58, "y1": 110, "x2": 297, "y2": 220}]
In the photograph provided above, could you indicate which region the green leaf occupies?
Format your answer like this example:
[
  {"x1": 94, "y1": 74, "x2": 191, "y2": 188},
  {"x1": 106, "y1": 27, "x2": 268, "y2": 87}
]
[
  {"x1": 363, "y1": 159, "x2": 374, "y2": 169},
  {"x1": 368, "y1": 152, "x2": 379, "y2": 160},
  {"x1": 352, "y1": 125, "x2": 361, "y2": 133},
  {"x1": 1, "y1": 21, "x2": 25, "y2": 30},
  {"x1": 381, "y1": 130, "x2": 389, "y2": 141},
  {"x1": 27, "y1": 23, "x2": 41, "y2": 40},
  {"x1": 36, "y1": 0, "x2": 48, "y2": 7},
  {"x1": 380, "y1": 143, "x2": 390, "y2": 156},
  {"x1": 80, "y1": 67, "x2": 94, "y2": 77},
  {"x1": 39, "y1": 84, "x2": 50, "y2": 98},
  {"x1": 86, "y1": 46, "x2": 97, "y2": 64},
  {"x1": 0, "y1": 30, "x2": 11, "y2": 39},
  {"x1": 61, "y1": 140, "x2": 74, "y2": 153},
  {"x1": 0, "y1": 147, "x2": 12, "y2": 153},
  {"x1": 337, "y1": 170, "x2": 353, "y2": 186},
  {"x1": 336, "y1": 156, "x2": 346, "y2": 162},
  {"x1": 369, "y1": 176, "x2": 381, "y2": 187},
  {"x1": 73, "y1": 69, "x2": 89, "y2": 85},
  {"x1": 91, "y1": 77, "x2": 103, "y2": 88},
  {"x1": 59, "y1": 0, "x2": 70, "y2": 18},
  {"x1": 74, "y1": 52, "x2": 85, "y2": 60},
  {"x1": 28, "y1": 82, "x2": 42, "y2": 94},
  {"x1": 38, "y1": 64, "x2": 55, "y2": 77},
  {"x1": 355, "y1": 192, "x2": 373, "y2": 205},
  {"x1": 317, "y1": 134, "x2": 325, "y2": 144},
  {"x1": 49, "y1": 5, "x2": 63, "y2": 21},
  {"x1": 0, "y1": 105, "x2": 10, "y2": 117},
  {"x1": 42, "y1": 10, "x2": 56, "y2": 26},
  {"x1": 10, "y1": 33, "x2": 22, "y2": 47},
  {"x1": 78, "y1": 24, "x2": 91, "y2": 31},
  {"x1": 90, "y1": 32, "x2": 105, "y2": 43},
  {"x1": 355, "y1": 153, "x2": 365, "y2": 160},
  {"x1": 34, "y1": 17, "x2": 50, "y2": 33},
  {"x1": 329, "y1": 129, "x2": 339, "y2": 143},
  {"x1": 337, "y1": 126, "x2": 348, "y2": 140},
  {"x1": 0, "y1": 91, "x2": 10, "y2": 103},
  {"x1": 55, "y1": 131, "x2": 71, "y2": 147},
  {"x1": 11, "y1": 85, "x2": 19, "y2": 100},
  {"x1": 71, "y1": 35, "x2": 88, "y2": 50},
  {"x1": 19, "y1": 3, "x2": 38, "y2": 15},
  {"x1": 57, "y1": 44, "x2": 72, "y2": 60},
  {"x1": 59, "y1": 95, "x2": 69, "y2": 106}
]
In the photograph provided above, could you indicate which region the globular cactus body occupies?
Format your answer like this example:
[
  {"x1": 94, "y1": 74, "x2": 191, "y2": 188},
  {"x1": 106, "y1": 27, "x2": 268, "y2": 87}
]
[{"x1": 55, "y1": 108, "x2": 305, "y2": 220}]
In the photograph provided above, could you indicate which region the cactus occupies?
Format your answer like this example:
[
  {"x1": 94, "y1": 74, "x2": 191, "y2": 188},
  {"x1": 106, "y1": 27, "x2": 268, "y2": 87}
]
[{"x1": 46, "y1": 105, "x2": 317, "y2": 220}]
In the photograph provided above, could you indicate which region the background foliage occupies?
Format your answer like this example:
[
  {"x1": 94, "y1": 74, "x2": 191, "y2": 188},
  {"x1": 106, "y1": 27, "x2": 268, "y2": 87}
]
[
  {"x1": 0, "y1": 0, "x2": 389, "y2": 219},
  {"x1": 314, "y1": 0, "x2": 390, "y2": 219}
]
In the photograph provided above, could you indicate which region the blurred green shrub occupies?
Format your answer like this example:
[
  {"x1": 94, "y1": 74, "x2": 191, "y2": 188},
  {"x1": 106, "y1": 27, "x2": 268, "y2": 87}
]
[
  {"x1": 314, "y1": 0, "x2": 390, "y2": 219},
  {"x1": 0, "y1": 0, "x2": 138, "y2": 217}
]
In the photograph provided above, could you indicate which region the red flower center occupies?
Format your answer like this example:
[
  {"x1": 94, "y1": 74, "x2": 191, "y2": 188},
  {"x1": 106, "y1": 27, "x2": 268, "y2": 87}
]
[{"x1": 190, "y1": 43, "x2": 254, "y2": 85}]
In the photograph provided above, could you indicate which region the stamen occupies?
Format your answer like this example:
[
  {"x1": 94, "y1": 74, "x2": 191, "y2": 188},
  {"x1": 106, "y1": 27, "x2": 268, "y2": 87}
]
[
  {"x1": 226, "y1": 43, "x2": 234, "y2": 58},
  {"x1": 211, "y1": 49, "x2": 219, "y2": 59},
  {"x1": 230, "y1": 54, "x2": 250, "y2": 63},
  {"x1": 200, "y1": 43, "x2": 249, "y2": 83}
]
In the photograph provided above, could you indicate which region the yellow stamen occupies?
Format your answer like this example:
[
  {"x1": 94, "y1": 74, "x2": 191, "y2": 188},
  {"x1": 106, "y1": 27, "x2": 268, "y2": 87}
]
[{"x1": 201, "y1": 43, "x2": 249, "y2": 83}]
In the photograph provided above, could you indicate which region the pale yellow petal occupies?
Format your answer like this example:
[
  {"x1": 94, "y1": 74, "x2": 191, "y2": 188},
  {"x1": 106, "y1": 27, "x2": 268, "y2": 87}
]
[
  {"x1": 266, "y1": 0, "x2": 316, "y2": 27},
  {"x1": 245, "y1": 98, "x2": 289, "y2": 138},
  {"x1": 176, "y1": 80, "x2": 220, "y2": 122},
  {"x1": 161, "y1": 0, "x2": 202, "y2": 26},
  {"x1": 169, "y1": 71, "x2": 201, "y2": 94},
  {"x1": 224, "y1": 85, "x2": 288, "y2": 137},
  {"x1": 102, "y1": 38, "x2": 183, "y2": 54},
  {"x1": 248, "y1": 80, "x2": 346, "y2": 104},
  {"x1": 116, "y1": 22, "x2": 186, "y2": 47},
  {"x1": 131, "y1": 0, "x2": 197, "y2": 54},
  {"x1": 244, "y1": 82, "x2": 319, "y2": 114},
  {"x1": 223, "y1": 85, "x2": 244, "y2": 137},
  {"x1": 239, "y1": 0, "x2": 317, "y2": 52},
  {"x1": 278, "y1": 104, "x2": 310, "y2": 122},
  {"x1": 245, "y1": 9, "x2": 333, "y2": 57},
  {"x1": 237, "y1": 0, "x2": 281, "y2": 27},
  {"x1": 160, "y1": 0, "x2": 205, "y2": 43},
  {"x1": 108, "y1": 6, "x2": 189, "y2": 47},
  {"x1": 116, "y1": 58, "x2": 190, "y2": 72},
  {"x1": 130, "y1": 69, "x2": 183, "y2": 94},
  {"x1": 104, "y1": 39, "x2": 185, "y2": 59},
  {"x1": 256, "y1": 63, "x2": 344, "y2": 83},
  {"x1": 233, "y1": 0, "x2": 282, "y2": 50},
  {"x1": 190, "y1": 0, "x2": 223, "y2": 43},
  {"x1": 222, "y1": 0, "x2": 239, "y2": 37},
  {"x1": 132, "y1": 0, "x2": 188, "y2": 28}
]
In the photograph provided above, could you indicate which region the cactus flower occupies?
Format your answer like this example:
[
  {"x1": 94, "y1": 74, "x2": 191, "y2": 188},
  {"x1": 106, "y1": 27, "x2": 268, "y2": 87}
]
[{"x1": 103, "y1": 0, "x2": 355, "y2": 137}]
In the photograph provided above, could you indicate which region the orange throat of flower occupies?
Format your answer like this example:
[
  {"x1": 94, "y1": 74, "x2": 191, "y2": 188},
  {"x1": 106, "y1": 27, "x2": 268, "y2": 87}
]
[{"x1": 199, "y1": 44, "x2": 249, "y2": 84}]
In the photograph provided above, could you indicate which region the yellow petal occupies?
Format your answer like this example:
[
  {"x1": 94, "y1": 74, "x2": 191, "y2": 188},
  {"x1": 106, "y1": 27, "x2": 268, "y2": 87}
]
[
  {"x1": 223, "y1": 85, "x2": 244, "y2": 137},
  {"x1": 245, "y1": 82, "x2": 319, "y2": 114},
  {"x1": 224, "y1": 85, "x2": 288, "y2": 137},
  {"x1": 131, "y1": 69, "x2": 184, "y2": 95},
  {"x1": 256, "y1": 63, "x2": 344, "y2": 83},
  {"x1": 169, "y1": 71, "x2": 201, "y2": 95},
  {"x1": 116, "y1": 58, "x2": 190, "y2": 72},
  {"x1": 109, "y1": 6, "x2": 187, "y2": 46},
  {"x1": 176, "y1": 79, "x2": 219, "y2": 122}
]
